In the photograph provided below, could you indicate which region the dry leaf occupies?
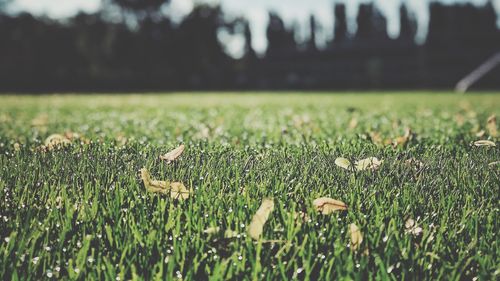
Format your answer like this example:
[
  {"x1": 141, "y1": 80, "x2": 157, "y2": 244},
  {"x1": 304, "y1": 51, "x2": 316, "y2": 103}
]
[
  {"x1": 31, "y1": 114, "x2": 49, "y2": 127},
  {"x1": 224, "y1": 229, "x2": 239, "y2": 238},
  {"x1": 203, "y1": 227, "x2": 221, "y2": 235},
  {"x1": 393, "y1": 127, "x2": 411, "y2": 148},
  {"x1": 140, "y1": 168, "x2": 169, "y2": 193},
  {"x1": 348, "y1": 117, "x2": 358, "y2": 130},
  {"x1": 44, "y1": 134, "x2": 71, "y2": 150},
  {"x1": 404, "y1": 158, "x2": 424, "y2": 170},
  {"x1": 248, "y1": 198, "x2": 274, "y2": 240},
  {"x1": 405, "y1": 218, "x2": 423, "y2": 236},
  {"x1": 475, "y1": 130, "x2": 486, "y2": 138},
  {"x1": 355, "y1": 157, "x2": 383, "y2": 171},
  {"x1": 313, "y1": 197, "x2": 348, "y2": 215},
  {"x1": 487, "y1": 114, "x2": 497, "y2": 137},
  {"x1": 369, "y1": 131, "x2": 384, "y2": 146},
  {"x1": 474, "y1": 140, "x2": 496, "y2": 147},
  {"x1": 170, "y1": 182, "x2": 191, "y2": 200},
  {"x1": 160, "y1": 144, "x2": 185, "y2": 164},
  {"x1": 488, "y1": 161, "x2": 500, "y2": 167},
  {"x1": 335, "y1": 157, "x2": 352, "y2": 170},
  {"x1": 349, "y1": 223, "x2": 363, "y2": 252},
  {"x1": 140, "y1": 168, "x2": 191, "y2": 199}
]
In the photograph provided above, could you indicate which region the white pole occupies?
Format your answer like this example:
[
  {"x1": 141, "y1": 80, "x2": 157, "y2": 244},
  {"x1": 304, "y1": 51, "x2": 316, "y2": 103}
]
[{"x1": 455, "y1": 51, "x2": 500, "y2": 93}]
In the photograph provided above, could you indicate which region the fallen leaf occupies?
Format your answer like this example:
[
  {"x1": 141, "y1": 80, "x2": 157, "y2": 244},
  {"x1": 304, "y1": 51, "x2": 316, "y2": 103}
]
[
  {"x1": 140, "y1": 168, "x2": 191, "y2": 199},
  {"x1": 348, "y1": 117, "x2": 358, "y2": 130},
  {"x1": 475, "y1": 130, "x2": 486, "y2": 138},
  {"x1": 160, "y1": 144, "x2": 185, "y2": 164},
  {"x1": 474, "y1": 140, "x2": 496, "y2": 147},
  {"x1": 355, "y1": 157, "x2": 383, "y2": 171},
  {"x1": 405, "y1": 218, "x2": 423, "y2": 236},
  {"x1": 224, "y1": 229, "x2": 239, "y2": 238},
  {"x1": 170, "y1": 182, "x2": 191, "y2": 200},
  {"x1": 393, "y1": 127, "x2": 412, "y2": 148},
  {"x1": 31, "y1": 114, "x2": 49, "y2": 127},
  {"x1": 203, "y1": 227, "x2": 221, "y2": 235},
  {"x1": 248, "y1": 198, "x2": 274, "y2": 240},
  {"x1": 335, "y1": 157, "x2": 352, "y2": 170},
  {"x1": 487, "y1": 114, "x2": 497, "y2": 137},
  {"x1": 44, "y1": 134, "x2": 71, "y2": 150},
  {"x1": 349, "y1": 223, "x2": 363, "y2": 252},
  {"x1": 404, "y1": 158, "x2": 424, "y2": 170},
  {"x1": 369, "y1": 131, "x2": 384, "y2": 146},
  {"x1": 313, "y1": 197, "x2": 348, "y2": 215}
]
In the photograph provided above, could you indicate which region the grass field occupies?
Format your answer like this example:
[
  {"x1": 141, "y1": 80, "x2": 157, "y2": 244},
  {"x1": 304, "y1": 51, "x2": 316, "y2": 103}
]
[{"x1": 0, "y1": 93, "x2": 499, "y2": 280}]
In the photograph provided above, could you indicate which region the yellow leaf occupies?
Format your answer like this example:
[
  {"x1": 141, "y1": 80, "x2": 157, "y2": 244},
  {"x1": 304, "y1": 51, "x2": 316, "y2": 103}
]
[
  {"x1": 13, "y1": 143, "x2": 20, "y2": 152},
  {"x1": 487, "y1": 114, "x2": 497, "y2": 137},
  {"x1": 355, "y1": 157, "x2": 383, "y2": 171},
  {"x1": 349, "y1": 223, "x2": 363, "y2": 252},
  {"x1": 335, "y1": 157, "x2": 352, "y2": 170},
  {"x1": 170, "y1": 182, "x2": 191, "y2": 200},
  {"x1": 313, "y1": 197, "x2": 348, "y2": 215},
  {"x1": 474, "y1": 140, "x2": 496, "y2": 147},
  {"x1": 248, "y1": 198, "x2": 274, "y2": 240},
  {"x1": 140, "y1": 168, "x2": 169, "y2": 194},
  {"x1": 160, "y1": 144, "x2": 185, "y2": 164},
  {"x1": 224, "y1": 229, "x2": 239, "y2": 238},
  {"x1": 203, "y1": 227, "x2": 221, "y2": 235},
  {"x1": 140, "y1": 168, "x2": 191, "y2": 199}
]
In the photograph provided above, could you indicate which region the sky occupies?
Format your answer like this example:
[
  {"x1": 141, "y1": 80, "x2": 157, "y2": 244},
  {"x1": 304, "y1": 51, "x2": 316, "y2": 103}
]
[{"x1": 8, "y1": 0, "x2": 500, "y2": 57}]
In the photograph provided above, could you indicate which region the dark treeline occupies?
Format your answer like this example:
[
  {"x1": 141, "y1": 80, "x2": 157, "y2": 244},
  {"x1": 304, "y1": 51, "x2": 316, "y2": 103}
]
[{"x1": 0, "y1": 0, "x2": 499, "y2": 92}]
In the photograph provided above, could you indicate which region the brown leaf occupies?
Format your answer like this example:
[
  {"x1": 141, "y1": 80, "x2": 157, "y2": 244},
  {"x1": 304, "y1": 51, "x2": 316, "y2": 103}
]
[
  {"x1": 474, "y1": 140, "x2": 496, "y2": 147},
  {"x1": 369, "y1": 131, "x2": 384, "y2": 146},
  {"x1": 248, "y1": 198, "x2": 274, "y2": 240},
  {"x1": 313, "y1": 197, "x2": 348, "y2": 215},
  {"x1": 160, "y1": 144, "x2": 185, "y2": 164},
  {"x1": 393, "y1": 127, "x2": 412, "y2": 148},
  {"x1": 355, "y1": 157, "x2": 383, "y2": 171},
  {"x1": 349, "y1": 223, "x2": 363, "y2": 252},
  {"x1": 487, "y1": 114, "x2": 497, "y2": 137}
]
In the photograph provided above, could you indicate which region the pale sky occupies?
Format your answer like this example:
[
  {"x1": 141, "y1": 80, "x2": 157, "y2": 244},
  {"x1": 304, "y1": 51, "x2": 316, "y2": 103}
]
[{"x1": 8, "y1": 0, "x2": 500, "y2": 57}]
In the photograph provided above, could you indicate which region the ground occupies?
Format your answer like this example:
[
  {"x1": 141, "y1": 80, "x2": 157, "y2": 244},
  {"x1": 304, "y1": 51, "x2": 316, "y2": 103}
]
[{"x1": 0, "y1": 92, "x2": 499, "y2": 280}]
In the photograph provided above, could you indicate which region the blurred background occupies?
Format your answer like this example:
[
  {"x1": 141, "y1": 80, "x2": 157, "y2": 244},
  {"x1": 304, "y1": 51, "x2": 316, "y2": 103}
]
[{"x1": 0, "y1": 0, "x2": 499, "y2": 92}]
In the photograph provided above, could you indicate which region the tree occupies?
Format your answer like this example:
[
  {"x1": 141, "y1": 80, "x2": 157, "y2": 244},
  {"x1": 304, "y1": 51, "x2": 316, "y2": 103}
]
[{"x1": 334, "y1": 3, "x2": 347, "y2": 44}]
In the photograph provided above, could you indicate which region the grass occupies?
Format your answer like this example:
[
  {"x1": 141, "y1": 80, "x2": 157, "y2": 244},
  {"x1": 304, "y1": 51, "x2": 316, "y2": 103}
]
[{"x1": 0, "y1": 92, "x2": 499, "y2": 280}]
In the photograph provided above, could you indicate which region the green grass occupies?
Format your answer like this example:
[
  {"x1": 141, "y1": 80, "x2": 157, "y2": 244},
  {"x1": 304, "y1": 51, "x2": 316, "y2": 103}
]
[{"x1": 0, "y1": 92, "x2": 499, "y2": 280}]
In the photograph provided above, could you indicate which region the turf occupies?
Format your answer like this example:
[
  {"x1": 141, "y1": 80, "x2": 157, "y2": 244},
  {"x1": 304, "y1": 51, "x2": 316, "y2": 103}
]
[{"x1": 0, "y1": 93, "x2": 499, "y2": 280}]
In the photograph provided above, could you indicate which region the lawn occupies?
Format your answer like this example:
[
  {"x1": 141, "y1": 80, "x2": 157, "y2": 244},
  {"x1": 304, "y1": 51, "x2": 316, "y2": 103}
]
[{"x1": 0, "y1": 92, "x2": 499, "y2": 280}]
